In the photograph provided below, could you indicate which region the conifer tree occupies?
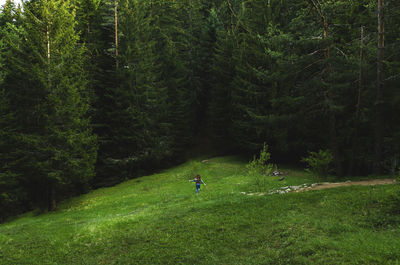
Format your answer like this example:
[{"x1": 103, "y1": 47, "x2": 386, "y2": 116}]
[
  {"x1": 153, "y1": 0, "x2": 198, "y2": 153},
  {"x1": 228, "y1": 0, "x2": 297, "y2": 152},
  {"x1": 207, "y1": 1, "x2": 243, "y2": 147},
  {"x1": 208, "y1": 23, "x2": 235, "y2": 145},
  {"x1": 78, "y1": 0, "x2": 119, "y2": 187},
  {"x1": 0, "y1": 0, "x2": 27, "y2": 220},
  {"x1": 106, "y1": 0, "x2": 171, "y2": 177},
  {"x1": 2, "y1": 0, "x2": 97, "y2": 211}
]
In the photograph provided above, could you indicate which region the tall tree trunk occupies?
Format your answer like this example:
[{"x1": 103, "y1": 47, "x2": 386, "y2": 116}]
[
  {"x1": 350, "y1": 25, "x2": 364, "y2": 175},
  {"x1": 46, "y1": 25, "x2": 51, "y2": 63},
  {"x1": 356, "y1": 26, "x2": 364, "y2": 122},
  {"x1": 46, "y1": 24, "x2": 51, "y2": 85},
  {"x1": 374, "y1": 0, "x2": 384, "y2": 174},
  {"x1": 48, "y1": 184, "x2": 56, "y2": 211},
  {"x1": 114, "y1": 0, "x2": 119, "y2": 69},
  {"x1": 323, "y1": 19, "x2": 341, "y2": 175},
  {"x1": 308, "y1": 0, "x2": 341, "y2": 175}
]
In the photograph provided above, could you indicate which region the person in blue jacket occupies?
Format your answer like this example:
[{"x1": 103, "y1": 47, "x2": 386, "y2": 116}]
[{"x1": 189, "y1": 174, "x2": 206, "y2": 193}]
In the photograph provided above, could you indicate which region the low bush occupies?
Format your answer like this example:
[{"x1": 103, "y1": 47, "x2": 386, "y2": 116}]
[
  {"x1": 247, "y1": 143, "x2": 273, "y2": 191},
  {"x1": 302, "y1": 149, "x2": 333, "y2": 177}
]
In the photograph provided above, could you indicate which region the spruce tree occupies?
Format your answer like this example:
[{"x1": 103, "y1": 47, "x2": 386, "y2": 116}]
[
  {"x1": 208, "y1": 25, "x2": 235, "y2": 146},
  {"x1": 153, "y1": 0, "x2": 198, "y2": 154},
  {"x1": 107, "y1": 0, "x2": 171, "y2": 177},
  {"x1": 0, "y1": 0, "x2": 27, "y2": 220},
  {"x1": 228, "y1": 0, "x2": 296, "y2": 152},
  {"x1": 86, "y1": 0, "x2": 122, "y2": 187},
  {"x1": 2, "y1": 0, "x2": 97, "y2": 211}
]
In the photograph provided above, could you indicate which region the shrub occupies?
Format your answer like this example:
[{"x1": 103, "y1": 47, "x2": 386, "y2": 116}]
[
  {"x1": 247, "y1": 143, "x2": 273, "y2": 191},
  {"x1": 302, "y1": 149, "x2": 333, "y2": 177}
]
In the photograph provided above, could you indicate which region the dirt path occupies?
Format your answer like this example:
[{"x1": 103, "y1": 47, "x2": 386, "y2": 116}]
[
  {"x1": 302, "y1": 178, "x2": 396, "y2": 191},
  {"x1": 257, "y1": 178, "x2": 398, "y2": 195},
  {"x1": 242, "y1": 179, "x2": 397, "y2": 196}
]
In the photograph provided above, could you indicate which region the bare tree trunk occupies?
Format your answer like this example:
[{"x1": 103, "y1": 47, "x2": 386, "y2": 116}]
[
  {"x1": 323, "y1": 20, "x2": 341, "y2": 175},
  {"x1": 46, "y1": 23, "x2": 56, "y2": 211},
  {"x1": 49, "y1": 185, "x2": 56, "y2": 211},
  {"x1": 374, "y1": 0, "x2": 384, "y2": 174},
  {"x1": 46, "y1": 25, "x2": 51, "y2": 63},
  {"x1": 356, "y1": 26, "x2": 364, "y2": 121},
  {"x1": 114, "y1": 0, "x2": 119, "y2": 69},
  {"x1": 227, "y1": 0, "x2": 233, "y2": 33},
  {"x1": 46, "y1": 181, "x2": 56, "y2": 212},
  {"x1": 308, "y1": 0, "x2": 341, "y2": 175},
  {"x1": 46, "y1": 24, "x2": 51, "y2": 86},
  {"x1": 350, "y1": 26, "x2": 364, "y2": 175}
]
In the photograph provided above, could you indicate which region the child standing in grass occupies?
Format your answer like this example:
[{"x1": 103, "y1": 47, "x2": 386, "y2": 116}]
[{"x1": 189, "y1": 174, "x2": 206, "y2": 194}]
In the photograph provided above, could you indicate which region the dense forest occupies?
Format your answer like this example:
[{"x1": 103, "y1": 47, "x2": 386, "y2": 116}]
[{"x1": 0, "y1": 0, "x2": 399, "y2": 220}]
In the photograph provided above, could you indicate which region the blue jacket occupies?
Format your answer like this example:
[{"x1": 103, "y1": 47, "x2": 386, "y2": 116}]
[{"x1": 190, "y1": 178, "x2": 206, "y2": 185}]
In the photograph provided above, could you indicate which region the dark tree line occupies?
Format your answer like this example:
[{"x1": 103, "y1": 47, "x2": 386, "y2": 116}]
[{"x1": 1, "y1": 0, "x2": 399, "y2": 220}]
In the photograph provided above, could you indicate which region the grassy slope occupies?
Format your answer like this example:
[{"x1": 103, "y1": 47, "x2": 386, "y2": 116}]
[{"x1": 1, "y1": 156, "x2": 400, "y2": 265}]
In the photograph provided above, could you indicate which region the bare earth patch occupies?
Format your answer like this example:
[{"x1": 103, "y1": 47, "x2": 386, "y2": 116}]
[
  {"x1": 289, "y1": 179, "x2": 397, "y2": 194},
  {"x1": 305, "y1": 179, "x2": 396, "y2": 191},
  {"x1": 243, "y1": 179, "x2": 397, "y2": 196}
]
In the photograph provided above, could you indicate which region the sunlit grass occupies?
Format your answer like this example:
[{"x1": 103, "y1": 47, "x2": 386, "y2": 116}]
[{"x1": 1, "y1": 156, "x2": 399, "y2": 264}]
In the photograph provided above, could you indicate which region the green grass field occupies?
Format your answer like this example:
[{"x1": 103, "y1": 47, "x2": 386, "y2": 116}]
[{"x1": 1, "y1": 156, "x2": 400, "y2": 264}]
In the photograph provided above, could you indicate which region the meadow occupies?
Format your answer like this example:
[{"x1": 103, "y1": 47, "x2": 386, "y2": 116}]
[{"x1": 1, "y1": 156, "x2": 400, "y2": 264}]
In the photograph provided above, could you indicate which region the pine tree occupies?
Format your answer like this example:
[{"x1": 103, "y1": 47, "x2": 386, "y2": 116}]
[
  {"x1": 228, "y1": 0, "x2": 300, "y2": 153},
  {"x1": 2, "y1": 0, "x2": 97, "y2": 211},
  {"x1": 208, "y1": 28, "x2": 235, "y2": 146},
  {"x1": 0, "y1": 0, "x2": 27, "y2": 220},
  {"x1": 79, "y1": 0, "x2": 119, "y2": 187},
  {"x1": 105, "y1": 0, "x2": 172, "y2": 178},
  {"x1": 152, "y1": 0, "x2": 197, "y2": 154},
  {"x1": 207, "y1": 0, "x2": 243, "y2": 148}
]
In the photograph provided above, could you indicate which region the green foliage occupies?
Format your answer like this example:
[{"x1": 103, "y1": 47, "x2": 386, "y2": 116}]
[
  {"x1": 208, "y1": 28, "x2": 235, "y2": 145},
  {"x1": 205, "y1": 0, "x2": 400, "y2": 176},
  {"x1": 0, "y1": 50, "x2": 4, "y2": 85},
  {"x1": 247, "y1": 143, "x2": 273, "y2": 191},
  {"x1": 107, "y1": 0, "x2": 172, "y2": 172},
  {"x1": 0, "y1": 0, "x2": 26, "y2": 220},
  {"x1": 302, "y1": 149, "x2": 334, "y2": 177},
  {"x1": 2, "y1": 0, "x2": 400, "y2": 219},
  {"x1": 0, "y1": 0, "x2": 97, "y2": 215},
  {"x1": 92, "y1": 0, "x2": 210, "y2": 186}
]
